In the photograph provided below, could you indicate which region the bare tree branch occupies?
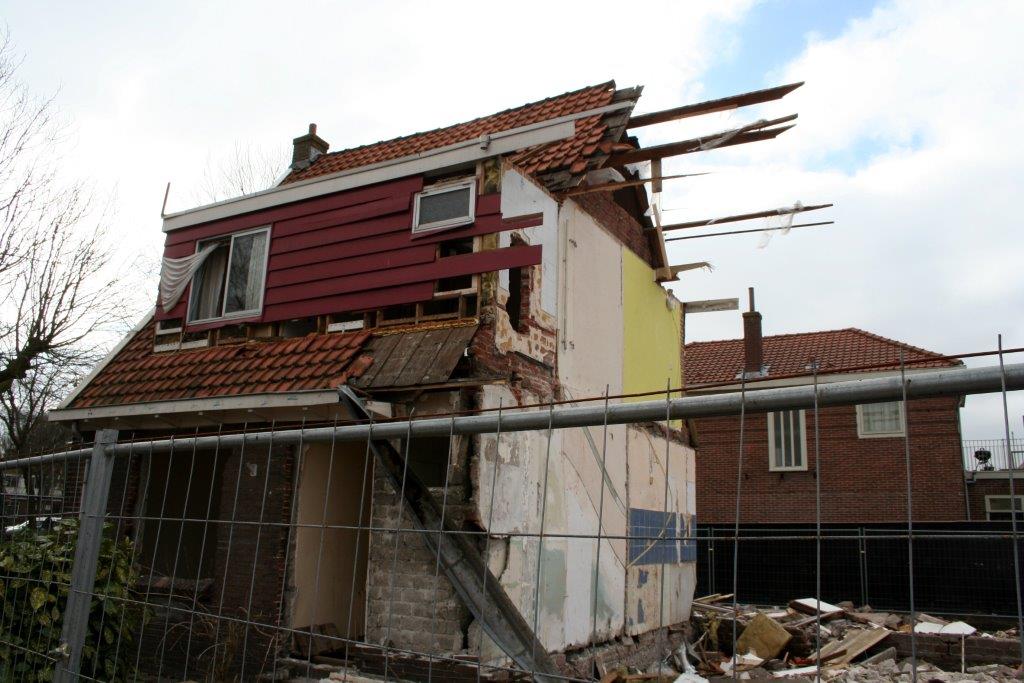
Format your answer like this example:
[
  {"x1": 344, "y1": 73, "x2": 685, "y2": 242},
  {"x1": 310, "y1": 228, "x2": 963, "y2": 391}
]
[
  {"x1": 192, "y1": 142, "x2": 286, "y2": 204},
  {"x1": 0, "y1": 30, "x2": 135, "y2": 401}
]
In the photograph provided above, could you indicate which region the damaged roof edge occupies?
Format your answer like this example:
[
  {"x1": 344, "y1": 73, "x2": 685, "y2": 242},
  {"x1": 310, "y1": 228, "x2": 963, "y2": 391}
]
[
  {"x1": 52, "y1": 310, "x2": 155, "y2": 413},
  {"x1": 162, "y1": 100, "x2": 635, "y2": 233}
]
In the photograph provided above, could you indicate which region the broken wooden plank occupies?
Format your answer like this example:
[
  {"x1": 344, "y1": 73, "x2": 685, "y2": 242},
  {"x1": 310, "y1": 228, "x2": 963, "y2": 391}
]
[
  {"x1": 627, "y1": 81, "x2": 804, "y2": 128},
  {"x1": 662, "y1": 203, "x2": 833, "y2": 233},
  {"x1": 606, "y1": 124, "x2": 795, "y2": 166},
  {"x1": 560, "y1": 172, "x2": 709, "y2": 197},
  {"x1": 811, "y1": 628, "x2": 892, "y2": 666},
  {"x1": 789, "y1": 598, "x2": 845, "y2": 620}
]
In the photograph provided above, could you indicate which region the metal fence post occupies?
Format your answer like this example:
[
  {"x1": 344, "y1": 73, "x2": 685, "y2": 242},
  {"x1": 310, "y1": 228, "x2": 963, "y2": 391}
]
[{"x1": 53, "y1": 429, "x2": 118, "y2": 683}]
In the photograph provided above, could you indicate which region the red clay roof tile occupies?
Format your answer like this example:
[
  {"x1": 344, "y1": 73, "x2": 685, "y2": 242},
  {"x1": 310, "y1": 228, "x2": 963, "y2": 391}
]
[
  {"x1": 283, "y1": 82, "x2": 625, "y2": 186},
  {"x1": 684, "y1": 328, "x2": 960, "y2": 386},
  {"x1": 67, "y1": 323, "x2": 374, "y2": 409}
]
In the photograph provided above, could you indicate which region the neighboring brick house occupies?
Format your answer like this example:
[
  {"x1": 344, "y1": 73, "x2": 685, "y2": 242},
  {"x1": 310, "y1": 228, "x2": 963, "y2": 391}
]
[
  {"x1": 43, "y1": 80, "x2": 803, "y2": 678},
  {"x1": 965, "y1": 471, "x2": 1024, "y2": 522},
  {"x1": 685, "y1": 300, "x2": 968, "y2": 525}
]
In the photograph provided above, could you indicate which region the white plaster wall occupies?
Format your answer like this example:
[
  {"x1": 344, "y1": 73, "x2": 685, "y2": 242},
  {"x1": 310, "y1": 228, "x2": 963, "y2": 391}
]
[
  {"x1": 624, "y1": 427, "x2": 696, "y2": 636},
  {"x1": 476, "y1": 182, "x2": 697, "y2": 655},
  {"x1": 475, "y1": 383, "x2": 636, "y2": 656},
  {"x1": 499, "y1": 168, "x2": 560, "y2": 316},
  {"x1": 555, "y1": 200, "x2": 626, "y2": 400}
]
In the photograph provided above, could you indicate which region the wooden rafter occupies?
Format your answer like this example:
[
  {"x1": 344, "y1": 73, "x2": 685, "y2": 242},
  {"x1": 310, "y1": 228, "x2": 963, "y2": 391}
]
[
  {"x1": 665, "y1": 220, "x2": 834, "y2": 242},
  {"x1": 661, "y1": 203, "x2": 833, "y2": 233},
  {"x1": 607, "y1": 115, "x2": 797, "y2": 166},
  {"x1": 559, "y1": 172, "x2": 710, "y2": 197},
  {"x1": 627, "y1": 81, "x2": 804, "y2": 128}
]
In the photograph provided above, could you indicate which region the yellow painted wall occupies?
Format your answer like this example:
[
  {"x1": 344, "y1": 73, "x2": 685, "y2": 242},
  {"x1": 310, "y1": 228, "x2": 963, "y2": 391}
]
[{"x1": 621, "y1": 249, "x2": 682, "y2": 399}]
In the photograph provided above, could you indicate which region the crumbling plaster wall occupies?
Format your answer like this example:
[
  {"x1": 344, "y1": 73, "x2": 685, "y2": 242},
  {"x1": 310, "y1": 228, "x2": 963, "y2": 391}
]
[{"x1": 468, "y1": 186, "x2": 695, "y2": 660}]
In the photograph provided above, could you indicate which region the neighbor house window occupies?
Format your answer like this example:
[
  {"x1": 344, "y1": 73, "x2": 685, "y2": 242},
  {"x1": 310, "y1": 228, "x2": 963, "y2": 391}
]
[
  {"x1": 985, "y1": 495, "x2": 1024, "y2": 521},
  {"x1": 412, "y1": 179, "x2": 476, "y2": 235},
  {"x1": 188, "y1": 227, "x2": 270, "y2": 322},
  {"x1": 857, "y1": 402, "x2": 905, "y2": 438},
  {"x1": 767, "y1": 410, "x2": 807, "y2": 471}
]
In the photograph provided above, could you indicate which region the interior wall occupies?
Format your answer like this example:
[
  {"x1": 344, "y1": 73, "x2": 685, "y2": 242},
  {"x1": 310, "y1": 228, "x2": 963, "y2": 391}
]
[
  {"x1": 621, "y1": 248, "x2": 682, "y2": 401},
  {"x1": 290, "y1": 441, "x2": 372, "y2": 635}
]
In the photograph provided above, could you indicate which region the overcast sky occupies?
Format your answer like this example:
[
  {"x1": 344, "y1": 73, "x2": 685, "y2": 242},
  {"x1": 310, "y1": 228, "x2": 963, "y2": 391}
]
[{"x1": 4, "y1": 0, "x2": 1021, "y2": 439}]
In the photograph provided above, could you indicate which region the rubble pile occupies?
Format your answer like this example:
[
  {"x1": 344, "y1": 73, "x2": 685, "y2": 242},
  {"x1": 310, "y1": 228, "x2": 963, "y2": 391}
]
[{"x1": 598, "y1": 594, "x2": 1022, "y2": 682}]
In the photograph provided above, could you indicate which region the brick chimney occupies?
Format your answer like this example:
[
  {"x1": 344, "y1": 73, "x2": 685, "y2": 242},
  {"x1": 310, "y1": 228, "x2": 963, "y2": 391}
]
[
  {"x1": 742, "y1": 287, "x2": 765, "y2": 376},
  {"x1": 290, "y1": 123, "x2": 329, "y2": 171}
]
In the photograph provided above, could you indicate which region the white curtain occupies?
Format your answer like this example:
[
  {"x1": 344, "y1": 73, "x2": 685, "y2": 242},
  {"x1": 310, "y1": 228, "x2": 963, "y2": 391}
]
[
  {"x1": 243, "y1": 232, "x2": 267, "y2": 311},
  {"x1": 159, "y1": 244, "x2": 219, "y2": 312}
]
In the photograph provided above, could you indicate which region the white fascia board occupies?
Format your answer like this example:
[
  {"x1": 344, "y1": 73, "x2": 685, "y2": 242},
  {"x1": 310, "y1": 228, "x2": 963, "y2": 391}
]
[
  {"x1": 162, "y1": 101, "x2": 634, "y2": 232},
  {"x1": 48, "y1": 389, "x2": 341, "y2": 423},
  {"x1": 54, "y1": 310, "x2": 156, "y2": 411},
  {"x1": 970, "y1": 470, "x2": 1024, "y2": 480}
]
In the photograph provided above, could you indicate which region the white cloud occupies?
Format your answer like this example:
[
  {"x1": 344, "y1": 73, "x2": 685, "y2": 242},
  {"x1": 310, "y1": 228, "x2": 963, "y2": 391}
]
[{"x1": 664, "y1": 0, "x2": 1024, "y2": 438}]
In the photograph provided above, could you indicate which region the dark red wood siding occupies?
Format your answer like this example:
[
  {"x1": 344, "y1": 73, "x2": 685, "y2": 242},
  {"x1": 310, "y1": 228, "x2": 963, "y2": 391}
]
[{"x1": 158, "y1": 176, "x2": 543, "y2": 329}]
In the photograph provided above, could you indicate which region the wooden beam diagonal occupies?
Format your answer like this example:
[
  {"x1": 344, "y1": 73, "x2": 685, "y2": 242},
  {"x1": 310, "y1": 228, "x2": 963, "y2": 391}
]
[
  {"x1": 559, "y1": 172, "x2": 710, "y2": 197},
  {"x1": 607, "y1": 118, "x2": 796, "y2": 166},
  {"x1": 661, "y1": 203, "x2": 833, "y2": 233},
  {"x1": 627, "y1": 81, "x2": 805, "y2": 128}
]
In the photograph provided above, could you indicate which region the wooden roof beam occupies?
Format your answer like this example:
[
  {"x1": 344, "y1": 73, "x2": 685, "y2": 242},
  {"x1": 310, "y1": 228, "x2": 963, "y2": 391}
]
[
  {"x1": 661, "y1": 203, "x2": 833, "y2": 233},
  {"x1": 559, "y1": 172, "x2": 709, "y2": 197},
  {"x1": 665, "y1": 220, "x2": 834, "y2": 242},
  {"x1": 607, "y1": 115, "x2": 797, "y2": 166},
  {"x1": 627, "y1": 81, "x2": 804, "y2": 128}
]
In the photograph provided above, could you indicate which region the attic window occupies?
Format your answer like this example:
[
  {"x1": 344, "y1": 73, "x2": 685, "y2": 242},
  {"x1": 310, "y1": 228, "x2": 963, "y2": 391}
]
[
  {"x1": 188, "y1": 227, "x2": 270, "y2": 323},
  {"x1": 412, "y1": 179, "x2": 476, "y2": 235}
]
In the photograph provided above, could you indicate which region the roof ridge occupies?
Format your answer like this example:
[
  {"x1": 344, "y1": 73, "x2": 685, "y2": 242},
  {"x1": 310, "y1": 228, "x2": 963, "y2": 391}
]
[
  {"x1": 684, "y1": 327, "x2": 863, "y2": 348},
  {"x1": 313, "y1": 81, "x2": 617, "y2": 163},
  {"x1": 843, "y1": 327, "x2": 950, "y2": 360}
]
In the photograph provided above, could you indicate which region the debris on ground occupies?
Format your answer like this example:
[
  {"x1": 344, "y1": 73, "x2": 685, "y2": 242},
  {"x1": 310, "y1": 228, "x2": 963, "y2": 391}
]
[{"x1": 665, "y1": 593, "x2": 1024, "y2": 681}]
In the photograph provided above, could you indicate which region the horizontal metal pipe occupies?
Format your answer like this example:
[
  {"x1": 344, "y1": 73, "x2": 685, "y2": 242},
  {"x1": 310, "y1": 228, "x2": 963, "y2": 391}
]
[{"x1": 3, "y1": 362, "x2": 1022, "y2": 470}]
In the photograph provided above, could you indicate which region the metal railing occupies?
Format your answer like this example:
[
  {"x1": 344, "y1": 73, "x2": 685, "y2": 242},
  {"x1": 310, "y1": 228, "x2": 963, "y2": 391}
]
[{"x1": 964, "y1": 438, "x2": 1024, "y2": 471}]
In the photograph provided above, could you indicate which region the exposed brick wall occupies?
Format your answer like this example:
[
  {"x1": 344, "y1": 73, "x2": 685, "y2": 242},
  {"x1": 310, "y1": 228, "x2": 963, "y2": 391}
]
[
  {"x1": 695, "y1": 397, "x2": 967, "y2": 524},
  {"x1": 137, "y1": 441, "x2": 296, "y2": 678},
  {"x1": 470, "y1": 320, "x2": 558, "y2": 402},
  {"x1": 364, "y1": 457, "x2": 472, "y2": 654},
  {"x1": 965, "y1": 475, "x2": 1024, "y2": 520},
  {"x1": 887, "y1": 632, "x2": 1020, "y2": 668},
  {"x1": 571, "y1": 193, "x2": 654, "y2": 267}
]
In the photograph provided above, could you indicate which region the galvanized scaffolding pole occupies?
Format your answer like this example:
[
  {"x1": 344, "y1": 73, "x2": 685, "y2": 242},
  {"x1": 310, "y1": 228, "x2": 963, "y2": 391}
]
[{"x1": 6, "y1": 363, "x2": 1023, "y2": 474}]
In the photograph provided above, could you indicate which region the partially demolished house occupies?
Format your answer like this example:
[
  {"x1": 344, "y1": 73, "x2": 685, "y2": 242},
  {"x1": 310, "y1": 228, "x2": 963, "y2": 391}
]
[{"x1": 50, "y1": 80, "x2": 801, "y2": 677}]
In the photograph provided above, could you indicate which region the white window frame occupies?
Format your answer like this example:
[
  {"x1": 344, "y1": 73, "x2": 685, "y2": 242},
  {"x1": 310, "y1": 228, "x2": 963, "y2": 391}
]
[
  {"x1": 767, "y1": 410, "x2": 808, "y2": 472},
  {"x1": 187, "y1": 226, "x2": 271, "y2": 324},
  {"x1": 412, "y1": 178, "x2": 476, "y2": 235},
  {"x1": 985, "y1": 495, "x2": 1024, "y2": 521},
  {"x1": 856, "y1": 402, "x2": 906, "y2": 438}
]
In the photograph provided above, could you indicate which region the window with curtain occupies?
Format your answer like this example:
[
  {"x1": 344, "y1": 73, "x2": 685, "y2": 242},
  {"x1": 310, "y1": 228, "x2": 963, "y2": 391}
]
[
  {"x1": 857, "y1": 401, "x2": 905, "y2": 437},
  {"x1": 767, "y1": 410, "x2": 807, "y2": 471},
  {"x1": 188, "y1": 227, "x2": 270, "y2": 322}
]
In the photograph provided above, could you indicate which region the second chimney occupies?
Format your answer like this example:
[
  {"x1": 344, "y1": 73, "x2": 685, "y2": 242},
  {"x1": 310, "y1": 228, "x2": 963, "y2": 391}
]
[
  {"x1": 742, "y1": 287, "x2": 764, "y2": 376},
  {"x1": 291, "y1": 123, "x2": 329, "y2": 171}
]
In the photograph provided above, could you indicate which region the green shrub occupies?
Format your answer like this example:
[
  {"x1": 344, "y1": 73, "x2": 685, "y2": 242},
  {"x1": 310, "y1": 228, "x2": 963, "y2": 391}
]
[{"x1": 0, "y1": 519, "x2": 148, "y2": 682}]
